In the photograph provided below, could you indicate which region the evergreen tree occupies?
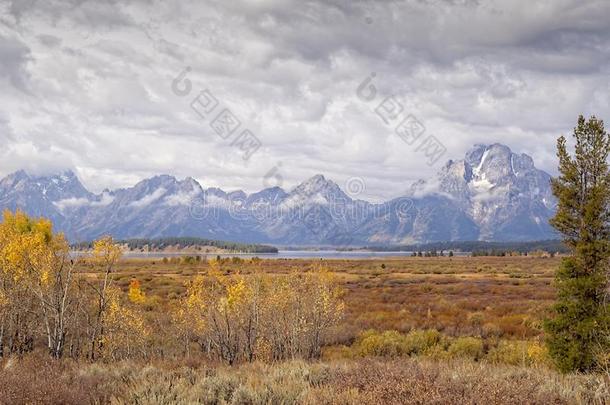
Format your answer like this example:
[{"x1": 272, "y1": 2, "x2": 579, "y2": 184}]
[{"x1": 544, "y1": 115, "x2": 610, "y2": 372}]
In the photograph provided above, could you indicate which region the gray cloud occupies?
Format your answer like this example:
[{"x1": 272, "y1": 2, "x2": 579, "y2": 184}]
[
  {"x1": 0, "y1": 35, "x2": 32, "y2": 91},
  {"x1": 0, "y1": 0, "x2": 609, "y2": 200}
]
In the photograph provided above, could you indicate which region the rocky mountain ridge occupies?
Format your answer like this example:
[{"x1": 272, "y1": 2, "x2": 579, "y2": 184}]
[{"x1": 0, "y1": 144, "x2": 558, "y2": 244}]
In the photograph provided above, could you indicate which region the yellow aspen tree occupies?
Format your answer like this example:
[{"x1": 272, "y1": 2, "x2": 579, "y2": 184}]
[
  {"x1": 87, "y1": 236, "x2": 123, "y2": 360},
  {"x1": 239, "y1": 263, "x2": 268, "y2": 362},
  {"x1": 173, "y1": 275, "x2": 207, "y2": 356},
  {"x1": 128, "y1": 279, "x2": 146, "y2": 304},
  {"x1": 0, "y1": 285, "x2": 10, "y2": 356},
  {"x1": 30, "y1": 231, "x2": 77, "y2": 358},
  {"x1": 0, "y1": 210, "x2": 77, "y2": 358},
  {"x1": 262, "y1": 273, "x2": 300, "y2": 360},
  {"x1": 0, "y1": 210, "x2": 27, "y2": 355},
  {"x1": 210, "y1": 274, "x2": 248, "y2": 364},
  {"x1": 304, "y1": 266, "x2": 345, "y2": 358},
  {"x1": 174, "y1": 259, "x2": 345, "y2": 363},
  {"x1": 101, "y1": 286, "x2": 151, "y2": 360},
  {"x1": 202, "y1": 258, "x2": 258, "y2": 364}
]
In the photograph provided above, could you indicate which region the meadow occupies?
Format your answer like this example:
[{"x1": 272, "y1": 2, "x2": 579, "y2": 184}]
[
  {"x1": 2, "y1": 254, "x2": 609, "y2": 404},
  {"x1": 102, "y1": 255, "x2": 556, "y2": 343}
]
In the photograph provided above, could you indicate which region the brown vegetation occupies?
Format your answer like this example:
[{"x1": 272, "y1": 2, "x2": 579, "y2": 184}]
[{"x1": 0, "y1": 353, "x2": 607, "y2": 404}]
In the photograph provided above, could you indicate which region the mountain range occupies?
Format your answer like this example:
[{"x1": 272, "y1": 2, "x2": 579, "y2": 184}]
[{"x1": 0, "y1": 143, "x2": 558, "y2": 245}]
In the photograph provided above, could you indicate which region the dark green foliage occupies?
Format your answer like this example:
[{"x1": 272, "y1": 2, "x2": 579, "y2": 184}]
[
  {"x1": 472, "y1": 250, "x2": 508, "y2": 257},
  {"x1": 363, "y1": 240, "x2": 568, "y2": 255},
  {"x1": 73, "y1": 237, "x2": 278, "y2": 253},
  {"x1": 544, "y1": 115, "x2": 610, "y2": 373}
]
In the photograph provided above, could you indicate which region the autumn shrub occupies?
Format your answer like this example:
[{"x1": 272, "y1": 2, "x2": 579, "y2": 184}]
[
  {"x1": 348, "y1": 329, "x2": 556, "y2": 369},
  {"x1": 486, "y1": 340, "x2": 550, "y2": 367},
  {"x1": 353, "y1": 329, "x2": 442, "y2": 358},
  {"x1": 403, "y1": 329, "x2": 442, "y2": 355},
  {"x1": 447, "y1": 337, "x2": 484, "y2": 360},
  {"x1": 354, "y1": 330, "x2": 411, "y2": 357}
]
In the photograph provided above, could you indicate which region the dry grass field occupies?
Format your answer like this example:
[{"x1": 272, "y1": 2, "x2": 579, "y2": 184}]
[
  {"x1": 2, "y1": 355, "x2": 607, "y2": 404},
  {"x1": 92, "y1": 255, "x2": 557, "y2": 343}
]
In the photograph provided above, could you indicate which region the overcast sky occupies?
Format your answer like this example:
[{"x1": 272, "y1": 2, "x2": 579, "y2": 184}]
[{"x1": 1, "y1": 0, "x2": 609, "y2": 200}]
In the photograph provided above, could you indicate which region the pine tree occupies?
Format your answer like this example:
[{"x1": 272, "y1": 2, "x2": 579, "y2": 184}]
[{"x1": 544, "y1": 115, "x2": 610, "y2": 372}]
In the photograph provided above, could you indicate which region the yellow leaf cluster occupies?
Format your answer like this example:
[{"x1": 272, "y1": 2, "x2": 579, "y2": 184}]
[
  {"x1": 0, "y1": 209, "x2": 66, "y2": 285},
  {"x1": 102, "y1": 286, "x2": 151, "y2": 360},
  {"x1": 225, "y1": 278, "x2": 248, "y2": 311},
  {"x1": 173, "y1": 275, "x2": 207, "y2": 336},
  {"x1": 92, "y1": 236, "x2": 122, "y2": 265}
]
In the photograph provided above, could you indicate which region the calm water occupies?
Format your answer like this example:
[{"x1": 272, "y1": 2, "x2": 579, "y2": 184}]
[{"x1": 108, "y1": 250, "x2": 470, "y2": 260}]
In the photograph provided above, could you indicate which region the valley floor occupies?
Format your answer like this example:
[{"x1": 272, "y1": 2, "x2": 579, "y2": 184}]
[{"x1": 97, "y1": 256, "x2": 558, "y2": 341}]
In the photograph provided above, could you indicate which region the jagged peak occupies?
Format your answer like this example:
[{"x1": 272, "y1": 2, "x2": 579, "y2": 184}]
[
  {"x1": 467, "y1": 142, "x2": 511, "y2": 152},
  {"x1": 309, "y1": 174, "x2": 326, "y2": 182},
  {"x1": 3, "y1": 168, "x2": 79, "y2": 182},
  {"x1": 11, "y1": 169, "x2": 29, "y2": 176},
  {"x1": 131, "y1": 175, "x2": 195, "y2": 193},
  {"x1": 227, "y1": 190, "x2": 247, "y2": 199},
  {"x1": 133, "y1": 174, "x2": 207, "y2": 191},
  {"x1": 206, "y1": 187, "x2": 228, "y2": 197},
  {"x1": 465, "y1": 143, "x2": 536, "y2": 163},
  {"x1": 293, "y1": 174, "x2": 340, "y2": 193},
  {"x1": 141, "y1": 174, "x2": 177, "y2": 183},
  {"x1": 249, "y1": 186, "x2": 287, "y2": 197},
  {"x1": 2, "y1": 169, "x2": 85, "y2": 188},
  {"x1": 297, "y1": 174, "x2": 328, "y2": 187},
  {"x1": 3, "y1": 169, "x2": 29, "y2": 181}
]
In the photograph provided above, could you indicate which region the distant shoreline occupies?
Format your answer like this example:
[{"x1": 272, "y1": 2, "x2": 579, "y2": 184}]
[{"x1": 70, "y1": 250, "x2": 477, "y2": 260}]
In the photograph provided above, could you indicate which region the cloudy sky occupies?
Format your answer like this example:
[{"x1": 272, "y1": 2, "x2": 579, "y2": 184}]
[{"x1": 1, "y1": 0, "x2": 609, "y2": 200}]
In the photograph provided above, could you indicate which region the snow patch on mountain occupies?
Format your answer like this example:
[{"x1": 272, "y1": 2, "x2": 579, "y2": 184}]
[{"x1": 472, "y1": 149, "x2": 490, "y2": 177}]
